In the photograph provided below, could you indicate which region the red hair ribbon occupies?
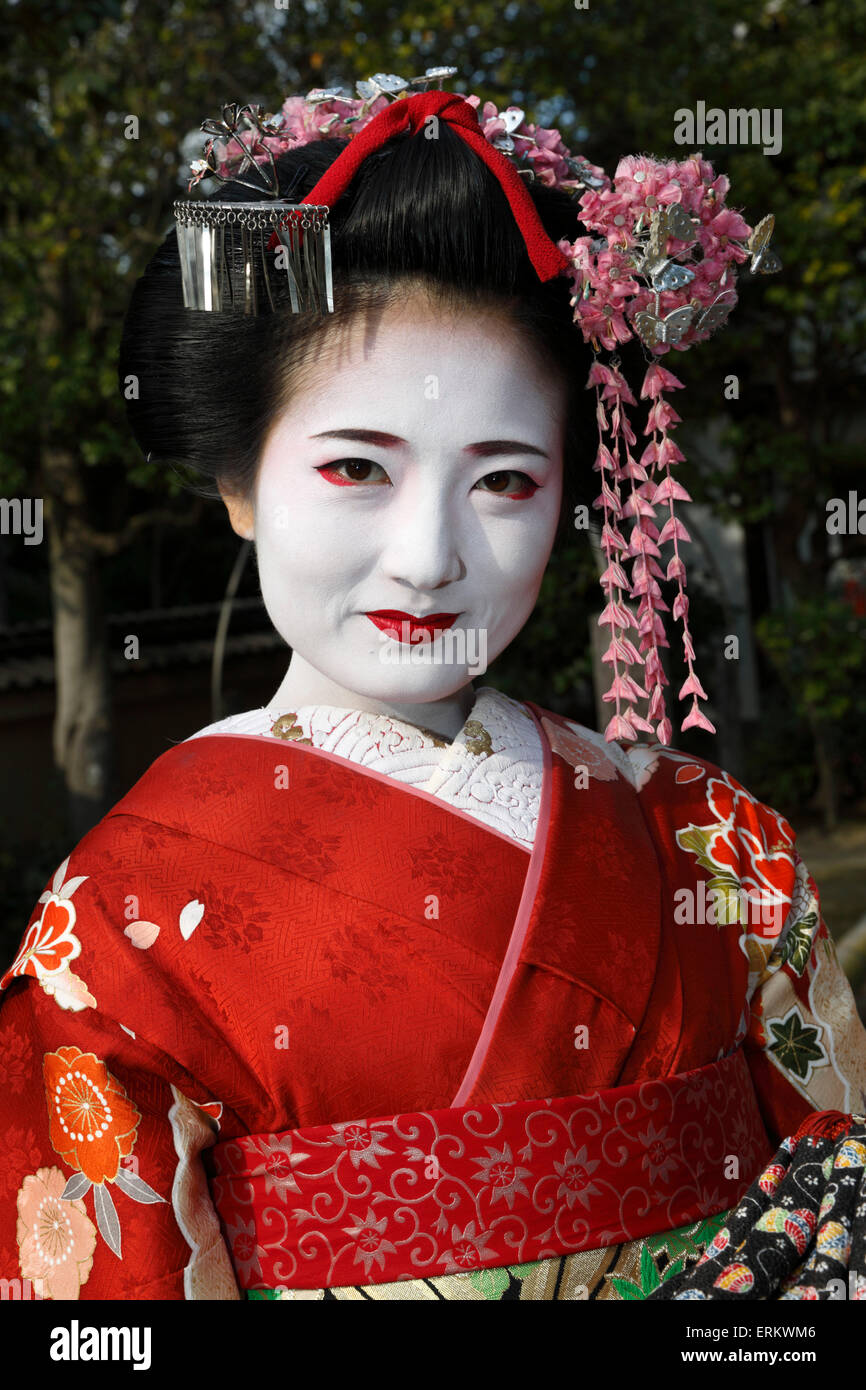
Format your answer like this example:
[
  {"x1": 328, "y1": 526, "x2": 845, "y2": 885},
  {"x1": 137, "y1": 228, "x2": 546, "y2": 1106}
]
[{"x1": 266, "y1": 89, "x2": 571, "y2": 283}]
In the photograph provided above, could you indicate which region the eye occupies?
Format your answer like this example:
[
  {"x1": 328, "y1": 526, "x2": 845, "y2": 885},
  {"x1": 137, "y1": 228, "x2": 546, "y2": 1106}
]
[
  {"x1": 316, "y1": 458, "x2": 391, "y2": 487},
  {"x1": 474, "y1": 470, "x2": 540, "y2": 500}
]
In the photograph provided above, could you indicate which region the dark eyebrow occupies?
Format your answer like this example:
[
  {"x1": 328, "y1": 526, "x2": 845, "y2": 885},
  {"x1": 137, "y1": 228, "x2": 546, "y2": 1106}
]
[
  {"x1": 309, "y1": 428, "x2": 549, "y2": 459},
  {"x1": 465, "y1": 439, "x2": 549, "y2": 460},
  {"x1": 309, "y1": 428, "x2": 405, "y2": 448}
]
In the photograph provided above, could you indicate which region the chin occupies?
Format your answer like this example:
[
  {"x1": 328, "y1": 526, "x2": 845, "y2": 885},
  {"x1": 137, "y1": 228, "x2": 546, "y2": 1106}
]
[
  {"x1": 335, "y1": 654, "x2": 482, "y2": 705},
  {"x1": 361, "y1": 664, "x2": 480, "y2": 700}
]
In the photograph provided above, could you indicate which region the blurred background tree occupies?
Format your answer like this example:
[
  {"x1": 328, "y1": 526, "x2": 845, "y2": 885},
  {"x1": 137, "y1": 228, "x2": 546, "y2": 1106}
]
[{"x1": 1, "y1": 0, "x2": 865, "y2": 959}]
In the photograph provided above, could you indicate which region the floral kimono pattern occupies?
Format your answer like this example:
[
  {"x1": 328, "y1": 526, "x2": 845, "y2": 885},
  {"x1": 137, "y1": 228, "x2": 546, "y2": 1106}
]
[{"x1": 1, "y1": 686, "x2": 865, "y2": 1299}]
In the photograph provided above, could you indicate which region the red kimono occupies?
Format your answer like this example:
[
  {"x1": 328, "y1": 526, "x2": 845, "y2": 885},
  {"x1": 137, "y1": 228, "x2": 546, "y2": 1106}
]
[{"x1": 1, "y1": 694, "x2": 864, "y2": 1300}]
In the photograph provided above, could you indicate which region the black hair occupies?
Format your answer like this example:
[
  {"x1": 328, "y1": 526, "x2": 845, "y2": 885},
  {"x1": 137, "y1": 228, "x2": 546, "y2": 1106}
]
[{"x1": 118, "y1": 118, "x2": 599, "y2": 546}]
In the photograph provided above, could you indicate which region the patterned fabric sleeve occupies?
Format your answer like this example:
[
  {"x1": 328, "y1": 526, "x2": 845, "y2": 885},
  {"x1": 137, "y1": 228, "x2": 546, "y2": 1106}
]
[
  {"x1": 743, "y1": 849, "x2": 866, "y2": 1145},
  {"x1": 647, "y1": 1114, "x2": 866, "y2": 1301},
  {"x1": 0, "y1": 855, "x2": 240, "y2": 1301}
]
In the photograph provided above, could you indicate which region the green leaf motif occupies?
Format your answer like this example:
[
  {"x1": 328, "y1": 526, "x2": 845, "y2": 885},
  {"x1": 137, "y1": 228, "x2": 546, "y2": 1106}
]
[
  {"x1": 768, "y1": 1009, "x2": 826, "y2": 1079},
  {"x1": 640, "y1": 1242, "x2": 661, "y2": 1294},
  {"x1": 661, "y1": 1254, "x2": 687, "y2": 1282},
  {"x1": 706, "y1": 875, "x2": 748, "y2": 925},
  {"x1": 676, "y1": 826, "x2": 718, "y2": 875},
  {"x1": 468, "y1": 1264, "x2": 512, "y2": 1300},
  {"x1": 645, "y1": 1209, "x2": 729, "y2": 1262},
  {"x1": 606, "y1": 1241, "x2": 668, "y2": 1300},
  {"x1": 608, "y1": 1275, "x2": 647, "y2": 1300},
  {"x1": 645, "y1": 1229, "x2": 690, "y2": 1260},
  {"x1": 781, "y1": 911, "x2": 818, "y2": 975}
]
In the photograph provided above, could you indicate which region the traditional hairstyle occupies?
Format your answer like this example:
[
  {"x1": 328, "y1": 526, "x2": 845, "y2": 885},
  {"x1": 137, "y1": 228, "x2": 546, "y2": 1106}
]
[
  {"x1": 121, "y1": 78, "x2": 780, "y2": 741},
  {"x1": 118, "y1": 120, "x2": 598, "y2": 549}
]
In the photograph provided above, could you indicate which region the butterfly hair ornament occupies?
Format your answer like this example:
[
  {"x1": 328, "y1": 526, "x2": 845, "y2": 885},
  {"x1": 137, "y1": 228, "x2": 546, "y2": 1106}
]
[{"x1": 173, "y1": 68, "x2": 781, "y2": 747}]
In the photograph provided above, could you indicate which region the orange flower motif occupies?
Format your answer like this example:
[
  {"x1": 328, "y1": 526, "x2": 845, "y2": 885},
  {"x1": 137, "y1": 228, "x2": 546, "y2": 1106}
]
[
  {"x1": 17, "y1": 1165, "x2": 97, "y2": 1300},
  {"x1": 43, "y1": 1046, "x2": 140, "y2": 1185}
]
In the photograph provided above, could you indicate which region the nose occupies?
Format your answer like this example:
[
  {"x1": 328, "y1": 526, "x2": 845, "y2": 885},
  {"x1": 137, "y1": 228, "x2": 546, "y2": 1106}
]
[{"x1": 376, "y1": 475, "x2": 466, "y2": 593}]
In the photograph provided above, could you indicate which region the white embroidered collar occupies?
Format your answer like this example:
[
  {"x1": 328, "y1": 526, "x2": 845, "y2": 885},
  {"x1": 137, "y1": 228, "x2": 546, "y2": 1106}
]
[
  {"x1": 184, "y1": 685, "x2": 650, "y2": 846},
  {"x1": 187, "y1": 686, "x2": 542, "y2": 846}
]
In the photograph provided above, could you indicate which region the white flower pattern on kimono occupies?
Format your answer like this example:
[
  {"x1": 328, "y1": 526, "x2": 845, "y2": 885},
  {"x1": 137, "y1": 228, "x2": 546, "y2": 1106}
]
[
  {"x1": 471, "y1": 1144, "x2": 531, "y2": 1208},
  {"x1": 638, "y1": 1121, "x2": 680, "y2": 1185},
  {"x1": 2, "y1": 897, "x2": 81, "y2": 983},
  {"x1": 553, "y1": 1146, "x2": 601, "y2": 1210},
  {"x1": 701, "y1": 769, "x2": 796, "y2": 914},
  {"x1": 329, "y1": 1122, "x2": 393, "y2": 1169},
  {"x1": 343, "y1": 1207, "x2": 397, "y2": 1276},
  {"x1": 695, "y1": 1185, "x2": 723, "y2": 1215},
  {"x1": 225, "y1": 1213, "x2": 263, "y2": 1285},
  {"x1": 242, "y1": 1134, "x2": 309, "y2": 1200},
  {"x1": 681, "y1": 1069, "x2": 711, "y2": 1107},
  {"x1": 440, "y1": 1220, "x2": 497, "y2": 1273}
]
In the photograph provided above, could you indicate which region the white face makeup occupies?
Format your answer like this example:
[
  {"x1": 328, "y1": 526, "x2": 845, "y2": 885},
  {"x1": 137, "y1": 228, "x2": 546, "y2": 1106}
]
[{"x1": 222, "y1": 290, "x2": 566, "y2": 738}]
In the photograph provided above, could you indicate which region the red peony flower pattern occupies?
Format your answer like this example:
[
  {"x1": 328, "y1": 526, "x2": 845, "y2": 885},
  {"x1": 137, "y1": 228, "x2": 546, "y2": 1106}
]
[{"x1": 675, "y1": 767, "x2": 797, "y2": 935}]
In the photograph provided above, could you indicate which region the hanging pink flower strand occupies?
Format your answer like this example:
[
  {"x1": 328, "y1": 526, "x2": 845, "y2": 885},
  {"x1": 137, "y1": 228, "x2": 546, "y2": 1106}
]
[{"x1": 557, "y1": 150, "x2": 778, "y2": 745}]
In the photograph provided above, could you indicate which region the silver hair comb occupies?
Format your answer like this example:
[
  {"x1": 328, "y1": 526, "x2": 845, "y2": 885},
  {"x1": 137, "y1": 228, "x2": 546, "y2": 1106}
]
[{"x1": 173, "y1": 103, "x2": 332, "y2": 314}]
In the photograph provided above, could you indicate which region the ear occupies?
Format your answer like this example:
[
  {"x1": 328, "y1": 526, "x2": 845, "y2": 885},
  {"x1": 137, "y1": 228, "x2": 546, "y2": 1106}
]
[{"x1": 217, "y1": 479, "x2": 255, "y2": 540}]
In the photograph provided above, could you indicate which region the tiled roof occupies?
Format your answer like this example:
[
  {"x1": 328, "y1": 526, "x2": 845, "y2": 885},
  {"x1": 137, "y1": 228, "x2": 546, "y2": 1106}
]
[{"x1": 0, "y1": 599, "x2": 282, "y2": 692}]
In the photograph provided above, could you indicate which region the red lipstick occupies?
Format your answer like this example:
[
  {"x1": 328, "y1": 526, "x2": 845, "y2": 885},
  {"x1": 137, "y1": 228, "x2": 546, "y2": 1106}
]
[{"x1": 366, "y1": 610, "x2": 459, "y2": 642}]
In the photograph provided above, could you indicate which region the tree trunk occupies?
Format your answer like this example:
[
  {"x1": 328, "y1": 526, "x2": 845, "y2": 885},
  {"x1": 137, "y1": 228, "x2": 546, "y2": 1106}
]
[
  {"x1": 804, "y1": 707, "x2": 838, "y2": 833},
  {"x1": 43, "y1": 444, "x2": 115, "y2": 840},
  {"x1": 37, "y1": 228, "x2": 115, "y2": 840}
]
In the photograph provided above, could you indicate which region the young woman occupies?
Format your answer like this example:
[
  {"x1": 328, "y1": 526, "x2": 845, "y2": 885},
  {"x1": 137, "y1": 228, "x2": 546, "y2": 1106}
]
[{"x1": 1, "y1": 85, "x2": 864, "y2": 1302}]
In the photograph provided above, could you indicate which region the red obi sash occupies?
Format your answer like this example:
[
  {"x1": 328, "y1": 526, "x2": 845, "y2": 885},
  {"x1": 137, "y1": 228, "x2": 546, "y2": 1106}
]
[{"x1": 207, "y1": 1048, "x2": 772, "y2": 1290}]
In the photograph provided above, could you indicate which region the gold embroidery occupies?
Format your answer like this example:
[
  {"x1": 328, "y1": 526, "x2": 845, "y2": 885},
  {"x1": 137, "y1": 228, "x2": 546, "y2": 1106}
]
[
  {"x1": 411, "y1": 725, "x2": 451, "y2": 748},
  {"x1": 463, "y1": 720, "x2": 494, "y2": 758},
  {"x1": 269, "y1": 713, "x2": 312, "y2": 743}
]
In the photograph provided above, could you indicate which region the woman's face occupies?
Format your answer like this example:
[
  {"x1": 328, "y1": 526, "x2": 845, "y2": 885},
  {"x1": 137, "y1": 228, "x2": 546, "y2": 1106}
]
[{"x1": 220, "y1": 290, "x2": 566, "y2": 710}]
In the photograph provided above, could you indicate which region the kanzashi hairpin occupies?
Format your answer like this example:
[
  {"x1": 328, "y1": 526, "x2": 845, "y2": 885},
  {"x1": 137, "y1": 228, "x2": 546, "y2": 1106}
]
[
  {"x1": 174, "y1": 103, "x2": 332, "y2": 314},
  {"x1": 173, "y1": 198, "x2": 332, "y2": 314}
]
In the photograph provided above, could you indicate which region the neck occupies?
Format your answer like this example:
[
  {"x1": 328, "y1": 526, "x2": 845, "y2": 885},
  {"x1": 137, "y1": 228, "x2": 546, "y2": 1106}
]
[{"x1": 267, "y1": 653, "x2": 478, "y2": 743}]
